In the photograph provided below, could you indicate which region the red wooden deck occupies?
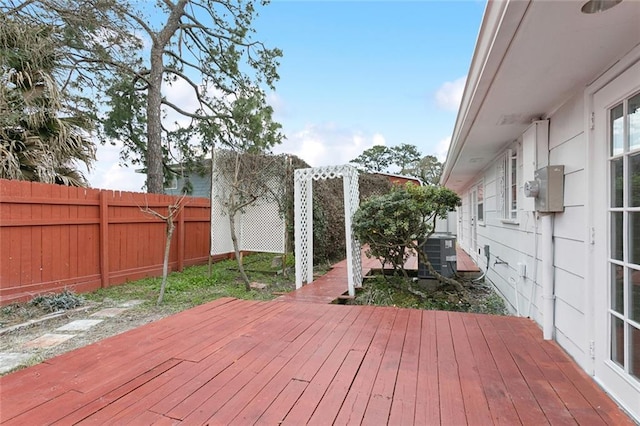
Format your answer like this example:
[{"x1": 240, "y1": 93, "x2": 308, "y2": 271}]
[
  {"x1": 1, "y1": 297, "x2": 633, "y2": 424},
  {"x1": 1, "y1": 249, "x2": 633, "y2": 425}
]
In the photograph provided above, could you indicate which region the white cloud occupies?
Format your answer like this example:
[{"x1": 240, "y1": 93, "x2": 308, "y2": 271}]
[
  {"x1": 273, "y1": 123, "x2": 386, "y2": 167},
  {"x1": 435, "y1": 136, "x2": 451, "y2": 163},
  {"x1": 267, "y1": 91, "x2": 287, "y2": 120},
  {"x1": 86, "y1": 142, "x2": 146, "y2": 192},
  {"x1": 372, "y1": 133, "x2": 386, "y2": 146},
  {"x1": 162, "y1": 78, "x2": 204, "y2": 130},
  {"x1": 435, "y1": 76, "x2": 466, "y2": 112}
]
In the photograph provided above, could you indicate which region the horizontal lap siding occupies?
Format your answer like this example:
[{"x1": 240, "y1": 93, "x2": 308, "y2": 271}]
[
  {"x1": 456, "y1": 92, "x2": 589, "y2": 368},
  {"x1": 0, "y1": 179, "x2": 213, "y2": 305},
  {"x1": 549, "y1": 93, "x2": 588, "y2": 367}
]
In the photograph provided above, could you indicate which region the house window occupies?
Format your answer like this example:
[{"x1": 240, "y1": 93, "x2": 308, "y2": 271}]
[
  {"x1": 498, "y1": 149, "x2": 518, "y2": 220},
  {"x1": 476, "y1": 181, "x2": 484, "y2": 224},
  {"x1": 164, "y1": 174, "x2": 178, "y2": 191},
  {"x1": 607, "y1": 91, "x2": 640, "y2": 381}
]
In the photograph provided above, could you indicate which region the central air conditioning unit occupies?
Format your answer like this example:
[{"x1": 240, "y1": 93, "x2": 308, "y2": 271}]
[{"x1": 417, "y1": 234, "x2": 457, "y2": 279}]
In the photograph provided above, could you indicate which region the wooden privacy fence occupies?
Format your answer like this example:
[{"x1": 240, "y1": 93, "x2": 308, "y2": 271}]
[{"x1": 0, "y1": 179, "x2": 219, "y2": 306}]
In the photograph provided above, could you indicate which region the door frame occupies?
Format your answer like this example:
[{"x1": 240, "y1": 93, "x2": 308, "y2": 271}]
[{"x1": 589, "y1": 53, "x2": 640, "y2": 420}]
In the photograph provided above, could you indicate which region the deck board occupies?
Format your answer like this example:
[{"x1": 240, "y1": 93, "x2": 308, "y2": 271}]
[{"x1": 1, "y1": 256, "x2": 635, "y2": 425}]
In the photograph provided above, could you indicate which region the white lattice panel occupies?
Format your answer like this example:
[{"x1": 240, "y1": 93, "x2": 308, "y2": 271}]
[
  {"x1": 294, "y1": 165, "x2": 361, "y2": 295},
  {"x1": 210, "y1": 151, "x2": 286, "y2": 256}
]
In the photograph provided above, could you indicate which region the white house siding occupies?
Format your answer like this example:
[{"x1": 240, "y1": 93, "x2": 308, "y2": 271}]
[
  {"x1": 458, "y1": 142, "x2": 540, "y2": 318},
  {"x1": 548, "y1": 92, "x2": 589, "y2": 367},
  {"x1": 457, "y1": 92, "x2": 591, "y2": 368}
]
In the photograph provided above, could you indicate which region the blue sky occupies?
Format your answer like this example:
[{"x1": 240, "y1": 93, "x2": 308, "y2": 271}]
[{"x1": 88, "y1": 0, "x2": 485, "y2": 191}]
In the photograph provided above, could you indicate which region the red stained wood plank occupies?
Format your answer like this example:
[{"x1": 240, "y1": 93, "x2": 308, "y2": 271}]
[
  {"x1": 387, "y1": 309, "x2": 422, "y2": 425},
  {"x1": 493, "y1": 315, "x2": 621, "y2": 425},
  {"x1": 463, "y1": 315, "x2": 522, "y2": 425},
  {"x1": 168, "y1": 305, "x2": 330, "y2": 422},
  {"x1": 517, "y1": 320, "x2": 635, "y2": 426},
  {"x1": 448, "y1": 313, "x2": 494, "y2": 425},
  {"x1": 79, "y1": 360, "x2": 196, "y2": 424},
  {"x1": 254, "y1": 378, "x2": 308, "y2": 425},
  {"x1": 552, "y1": 359, "x2": 635, "y2": 426},
  {"x1": 360, "y1": 308, "x2": 411, "y2": 425},
  {"x1": 332, "y1": 307, "x2": 398, "y2": 425},
  {"x1": 467, "y1": 314, "x2": 546, "y2": 424},
  {"x1": 307, "y1": 349, "x2": 367, "y2": 426},
  {"x1": 278, "y1": 306, "x2": 374, "y2": 424},
  {"x1": 233, "y1": 306, "x2": 378, "y2": 425},
  {"x1": 173, "y1": 343, "x2": 289, "y2": 422},
  {"x1": 482, "y1": 315, "x2": 572, "y2": 425},
  {"x1": 415, "y1": 310, "x2": 441, "y2": 425},
  {"x1": 0, "y1": 363, "x2": 70, "y2": 421},
  {"x1": 51, "y1": 359, "x2": 182, "y2": 425},
  {"x1": 435, "y1": 310, "x2": 468, "y2": 425},
  {"x1": 210, "y1": 305, "x2": 362, "y2": 424},
  {"x1": 42, "y1": 300, "x2": 259, "y2": 395},
  {"x1": 3, "y1": 390, "x2": 84, "y2": 426},
  {"x1": 128, "y1": 410, "x2": 180, "y2": 425}
]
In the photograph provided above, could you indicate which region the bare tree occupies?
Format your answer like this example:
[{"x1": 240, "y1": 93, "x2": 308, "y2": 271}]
[{"x1": 141, "y1": 194, "x2": 187, "y2": 305}]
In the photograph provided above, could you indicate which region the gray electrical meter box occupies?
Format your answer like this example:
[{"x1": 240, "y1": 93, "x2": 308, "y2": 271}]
[{"x1": 534, "y1": 165, "x2": 564, "y2": 212}]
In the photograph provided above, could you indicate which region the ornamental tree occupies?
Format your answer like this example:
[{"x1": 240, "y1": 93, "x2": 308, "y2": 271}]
[{"x1": 352, "y1": 183, "x2": 462, "y2": 290}]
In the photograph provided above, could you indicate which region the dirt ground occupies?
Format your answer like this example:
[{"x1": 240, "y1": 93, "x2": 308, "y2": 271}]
[{"x1": 0, "y1": 300, "x2": 174, "y2": 373}]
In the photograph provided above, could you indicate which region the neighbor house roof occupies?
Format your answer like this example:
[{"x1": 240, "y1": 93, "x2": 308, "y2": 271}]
[
  {"x1": 441, "y1": 0, "x2": 640, "y2": 192},
  {"x1": 372, "y1": 172, "x2": 423, "y2": 186}
]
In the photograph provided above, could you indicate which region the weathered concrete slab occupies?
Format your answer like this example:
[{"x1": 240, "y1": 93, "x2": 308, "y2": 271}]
[
  {"x1": 91, "y1": 308, "x2": 127, "y2": 318},
  {"x1": 0, "y1": 352, "x2": 33, "y2": 374},
  {"x1": 56, "y1": 319, "x2": 103, "y2": 332},
  {"x1": 22, "y1": 333, "x2": 75, "y2": 349}
]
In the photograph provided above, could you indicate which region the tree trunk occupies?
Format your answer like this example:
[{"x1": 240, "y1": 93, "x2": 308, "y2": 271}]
[
  {"x1": 157, "y1": 212, "x2": 175, "y2": 305},
  {"x1": 228, "y1": 207, "x2": 251, "y2": 291},
  {"x1": 145, "y1": 0, "x2": 189, "y2": 194},
  {"x1": 146, "y1": 45, "x2": 164, "y2": 194}
]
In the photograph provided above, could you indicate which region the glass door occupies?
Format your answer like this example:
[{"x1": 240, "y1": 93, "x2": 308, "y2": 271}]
[{"x1": 607, "y1": 91, "x2": 640, "y2": 382}]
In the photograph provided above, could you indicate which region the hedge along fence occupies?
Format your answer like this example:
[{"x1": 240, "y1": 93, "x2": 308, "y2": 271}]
[{"x1": 0, "y1": 179, "x2": 222, "y2": 306}]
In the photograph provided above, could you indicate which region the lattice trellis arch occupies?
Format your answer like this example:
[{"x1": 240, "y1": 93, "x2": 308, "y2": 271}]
[{"x1": 294, "y1": 165, "x2": 361, "y2": 296}]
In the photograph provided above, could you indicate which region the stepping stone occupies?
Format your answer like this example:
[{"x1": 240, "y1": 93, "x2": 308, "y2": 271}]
[
  {"x1": 56, "y1": 319, "x2": 103, "y2": 332},
  {"x1": 22, "y1": 333, "x2": 75, "y2": 349},
  {"x1": 91, "y1": 308, "x2": 127, "y2": 318},
  {"x1": 118, "y1": 300, "x2": 144, "y2": 308},
  {"x1": 0, "y1": 352, "x2": 33, "y2": 374},
  {"x1": 250, "y1": 282, "x2": 267, "y2": 290}
]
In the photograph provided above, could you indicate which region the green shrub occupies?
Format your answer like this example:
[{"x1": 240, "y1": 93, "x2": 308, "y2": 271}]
[{"x1": 30, "y1": 290, "x2": 85, "y2": 313}]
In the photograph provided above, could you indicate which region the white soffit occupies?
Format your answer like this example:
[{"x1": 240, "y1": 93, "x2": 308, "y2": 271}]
[{"x1": 443, "y1": 0, "x2": 640, "y2": 191}]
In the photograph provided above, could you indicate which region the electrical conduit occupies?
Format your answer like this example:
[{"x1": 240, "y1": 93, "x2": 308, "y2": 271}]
[{"x1": 541, "y1": 214, "x2": 555, "y2": 340}]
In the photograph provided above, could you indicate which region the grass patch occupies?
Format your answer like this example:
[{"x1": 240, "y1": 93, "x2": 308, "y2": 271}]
[{"x1": 84, "y1": 253, "x2": 295, "y2": 313}]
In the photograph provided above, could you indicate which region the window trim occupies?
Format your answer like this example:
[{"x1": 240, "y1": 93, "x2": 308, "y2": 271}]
[
  {"x1": 498, "y1": 148, "x2": 519, "y2": 222},
  {"x1": 476, "y1": 179, "x2": 485, "y2": 225}
]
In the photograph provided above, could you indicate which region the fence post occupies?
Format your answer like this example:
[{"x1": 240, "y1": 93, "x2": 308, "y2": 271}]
[
  {"x1": 99, "y1": 190, "x2": 109, "y2": 288},
  {"x1": 177, "y1": 206, "x2": 185, "y2": 272}
]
